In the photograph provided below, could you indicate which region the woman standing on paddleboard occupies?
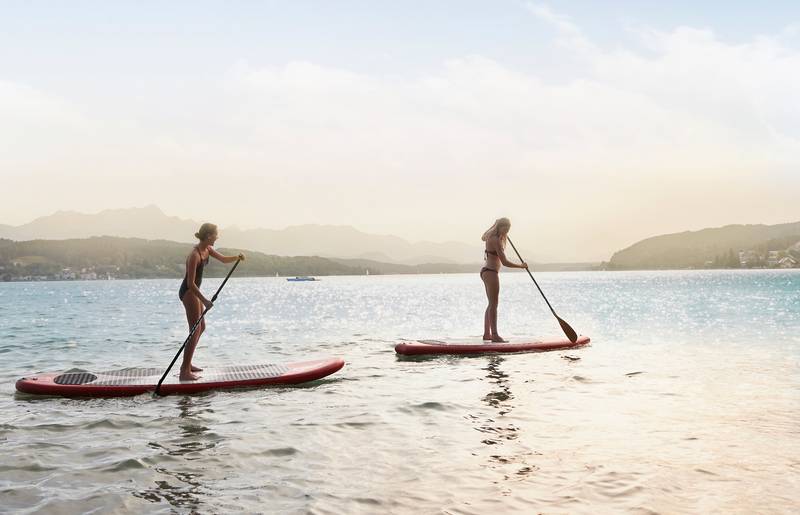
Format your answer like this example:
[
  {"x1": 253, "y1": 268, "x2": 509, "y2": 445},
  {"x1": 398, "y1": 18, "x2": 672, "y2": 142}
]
[
  {"x1": 481, "y1": 218, "x2": 527, "y2": 342},
  {"x1": 179, "y1": 223, "x2": 244, "y2": 380}
]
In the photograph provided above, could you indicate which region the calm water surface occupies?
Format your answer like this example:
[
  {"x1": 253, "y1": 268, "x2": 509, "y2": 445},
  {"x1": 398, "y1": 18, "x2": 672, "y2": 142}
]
[{"x1": 1, "y1": 270, "x2": 799, "y2": 514}]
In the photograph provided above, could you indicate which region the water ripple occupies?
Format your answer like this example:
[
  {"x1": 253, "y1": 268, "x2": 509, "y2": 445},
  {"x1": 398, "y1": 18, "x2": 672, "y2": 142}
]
[{"x1": 0, "y1": 272, "x2": 798, "y2": 513}]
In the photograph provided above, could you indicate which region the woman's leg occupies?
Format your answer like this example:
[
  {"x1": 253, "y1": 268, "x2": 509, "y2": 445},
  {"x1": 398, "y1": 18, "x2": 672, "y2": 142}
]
[
  {"x1": 191, "y1": 319, "x2": 205, "y2": 372},
  {"x1": 180, "y1": 295, "x2": 203, "y2": 380},
  {"x1": 484, "y1": 272, "x2": 505, "y2": 342},
  {"x1": 482, "y1": 272, "x2": 492, "y2": 340}
]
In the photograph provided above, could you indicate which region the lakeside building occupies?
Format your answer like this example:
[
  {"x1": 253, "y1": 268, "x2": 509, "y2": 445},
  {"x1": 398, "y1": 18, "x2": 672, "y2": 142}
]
[
  {"x1": 54, "y1": 268, "x2": 77, "y2": 280},
  {"x1": 767, "y1": 250, "x2": 781, "y2": 267},
  {"x1": 79, "y1": 270, "x2": 98, "y2": 280},
  {"x1": 738, "y1": 250, "x2": 760, "y2": 267}
]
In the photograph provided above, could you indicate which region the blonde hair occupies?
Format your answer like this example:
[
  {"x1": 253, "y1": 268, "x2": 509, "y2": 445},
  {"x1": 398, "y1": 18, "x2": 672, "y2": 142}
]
[
  {"x1": 481, "y1": 217, "x2": 511, "y2": 244},
  {"x1": 195, "y1": 223, "x2": 218, "y2": 241}
]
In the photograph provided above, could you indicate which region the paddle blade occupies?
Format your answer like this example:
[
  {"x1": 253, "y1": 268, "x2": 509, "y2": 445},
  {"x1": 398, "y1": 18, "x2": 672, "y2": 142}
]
[{"x1": 557, "y1": 316, "x2": 579, "y2": 343}]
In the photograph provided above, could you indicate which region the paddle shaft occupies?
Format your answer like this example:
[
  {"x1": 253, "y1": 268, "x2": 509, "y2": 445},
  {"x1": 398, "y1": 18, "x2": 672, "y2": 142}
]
[
  {"x1": 507, "y1": 237, "x2": 578, "y2": 343},
  {"x1": 507, "y1": 238, "x2": 557, "y2": 317},
  {"x1": 154, "y1": 258, "x2": 241, "y2": 395}
]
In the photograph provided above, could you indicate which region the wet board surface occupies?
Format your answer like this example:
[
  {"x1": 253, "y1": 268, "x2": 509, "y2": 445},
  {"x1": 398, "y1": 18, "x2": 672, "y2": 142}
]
[
  {"x1": 395, "y1": 336, "x2": 590, "y2": 355},
  {"x1": 16, "y1": 358, "x2": 345, "y2": 397}
]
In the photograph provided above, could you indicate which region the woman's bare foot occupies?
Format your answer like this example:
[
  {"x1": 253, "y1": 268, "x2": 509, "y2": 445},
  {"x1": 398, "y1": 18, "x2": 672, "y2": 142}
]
[
  {"x1": 491, "y1": 336, "x2": 508, "y2": 343},
  {"x1": 179, "y1": 369, "x2": 201, "y2": 381},
  {"x1": 191, "y1": 365, "x2": 203, "y2": 372},
  {"x1": 483, "y1": 334, "x2": 492, "y2": 341}
]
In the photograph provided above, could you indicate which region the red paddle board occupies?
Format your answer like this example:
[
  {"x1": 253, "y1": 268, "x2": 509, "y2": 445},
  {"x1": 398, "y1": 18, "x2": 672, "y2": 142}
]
[
  {"x1": 395, "y1": 336, "x2": 590, "y2": 355},
  {"x1": 16, "y1": 358, "x2": 345, "y2": 397}
]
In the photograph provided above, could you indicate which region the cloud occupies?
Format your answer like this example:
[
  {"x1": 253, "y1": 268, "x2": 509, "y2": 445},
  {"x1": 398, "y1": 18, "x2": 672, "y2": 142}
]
[
  {"x1": 525, "y1": 2, "x2": 597, "y2": 55},
  {"x1": 222, "y1": 38, "x2": 799, "y2": 181}
]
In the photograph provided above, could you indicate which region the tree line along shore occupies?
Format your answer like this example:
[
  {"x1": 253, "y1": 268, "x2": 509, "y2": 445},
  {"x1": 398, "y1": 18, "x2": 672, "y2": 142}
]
[
  {"x1": 605, "y1": 222, "x2": 800, "y2": 270},
  {"x1": 3, "y1": 224, "x2": 799, "y2": 282},
  {"x1": 0, "y1": 236, "x2": 483, "y2": 282}
]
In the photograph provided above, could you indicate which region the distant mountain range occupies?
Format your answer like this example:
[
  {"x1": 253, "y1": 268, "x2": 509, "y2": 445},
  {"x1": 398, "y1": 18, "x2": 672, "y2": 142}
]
[
  {"x1": 11, "y1": 206, "x2": 794, "y2": 272},
  {"x1": 608, "y1": 221, "x2": 800, "y2": 269},
  {"x1": 0, "y1": 205, "x2": 482, "y2": 265}
]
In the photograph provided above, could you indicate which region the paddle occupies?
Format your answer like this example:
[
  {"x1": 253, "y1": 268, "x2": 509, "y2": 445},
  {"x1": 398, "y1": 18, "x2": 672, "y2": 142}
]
[
  {"x1": 507, "y1": 237, "x2": 578, "y2": 343},
  {"x1": 154, "y1": 257, "x2": 242, "y2": 396}
]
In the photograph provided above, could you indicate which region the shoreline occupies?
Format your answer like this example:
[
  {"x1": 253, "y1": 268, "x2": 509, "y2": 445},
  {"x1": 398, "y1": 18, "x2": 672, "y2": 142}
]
[{"x1": 2, "y1": 266, "x2": 799, "y2": 284}]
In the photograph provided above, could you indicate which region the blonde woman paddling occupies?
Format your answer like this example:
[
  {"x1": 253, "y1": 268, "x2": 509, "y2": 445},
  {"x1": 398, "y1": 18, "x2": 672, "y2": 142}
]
[
  {"x1": 178, "y1": 223, "x2": 244, "y2": 381},
  {"x1": 481, "y1": 218, "x2": 527, "y2": 342}
]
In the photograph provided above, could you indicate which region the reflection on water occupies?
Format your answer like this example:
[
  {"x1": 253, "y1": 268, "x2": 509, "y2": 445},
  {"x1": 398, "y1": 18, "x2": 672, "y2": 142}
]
[
  {"x1": 134, "y1": 396, "x2": 217, "y2": 512},
  {"x1": 477, "y1": 356, "x2": 517, "y2": 445},
  {"x1": 473, "y1": 356, "x2": 541, "y2": 491}
]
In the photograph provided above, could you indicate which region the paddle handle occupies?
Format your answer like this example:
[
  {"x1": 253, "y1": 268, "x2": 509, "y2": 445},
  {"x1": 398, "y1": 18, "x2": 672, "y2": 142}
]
[{"x1": 154, "y1": 258, "x2": 241, "y2": 395}]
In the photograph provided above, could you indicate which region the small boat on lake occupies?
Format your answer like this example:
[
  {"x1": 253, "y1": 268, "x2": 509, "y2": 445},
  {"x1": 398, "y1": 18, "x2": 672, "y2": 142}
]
[{"x1": 286, "y1": 276, "x2": 319, "y2": 282}]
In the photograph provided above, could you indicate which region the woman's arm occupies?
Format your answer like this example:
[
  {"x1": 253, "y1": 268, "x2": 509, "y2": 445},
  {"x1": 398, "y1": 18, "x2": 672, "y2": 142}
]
[
  {"x1": 209, "y1": 247, "x2": 245, "y2": 264},
  {"x1": 185, "y1": 252, "x2": 212, "y2": 306},
  {"x1": 497, "y1": 244, "x2": 528, "y2": 269}
]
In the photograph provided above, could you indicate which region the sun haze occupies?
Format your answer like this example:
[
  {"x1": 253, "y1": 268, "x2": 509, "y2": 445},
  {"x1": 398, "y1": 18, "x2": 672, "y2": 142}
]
[{"x1": 2, "y1": 1, "x2": 799, "y2": 261}]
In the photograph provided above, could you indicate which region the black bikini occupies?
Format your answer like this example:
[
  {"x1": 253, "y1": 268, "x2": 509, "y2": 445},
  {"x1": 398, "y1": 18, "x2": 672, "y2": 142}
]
[
  {"x1": 480, "y1": 249, "x2": 498, "y2": 277},
  {"x1": 179, "y1": 247, "x2": 209, "y2": 300}
]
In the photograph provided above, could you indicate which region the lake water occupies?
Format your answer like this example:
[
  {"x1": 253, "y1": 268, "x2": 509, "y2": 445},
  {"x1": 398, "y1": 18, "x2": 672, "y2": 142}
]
[{"x1": 1, "y1": 270, "x2": 799, "y2": 514}]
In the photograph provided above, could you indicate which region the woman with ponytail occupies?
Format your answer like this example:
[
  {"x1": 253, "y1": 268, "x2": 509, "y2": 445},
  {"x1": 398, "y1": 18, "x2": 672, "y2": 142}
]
[
  {"x1": 178, "y1": 223, "x2": 245, "y2": 380},
  {"x1": 480, "y1": 217, "x2": 527, "y2": 342}
]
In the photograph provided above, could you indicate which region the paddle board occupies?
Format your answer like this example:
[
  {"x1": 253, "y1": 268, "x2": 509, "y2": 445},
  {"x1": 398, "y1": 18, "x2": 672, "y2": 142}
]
[
  {"x1": 395, "y1": 336, "x2": 590, "y2": 355},
  {"x1": 16, "y1": 358, "x2": 345, "y2": 397}
]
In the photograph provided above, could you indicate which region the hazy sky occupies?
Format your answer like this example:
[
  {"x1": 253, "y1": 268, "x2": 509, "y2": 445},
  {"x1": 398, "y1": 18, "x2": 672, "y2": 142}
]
[{"x1": 2, "y1": 1, "x2": 799, "y2": 261}]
